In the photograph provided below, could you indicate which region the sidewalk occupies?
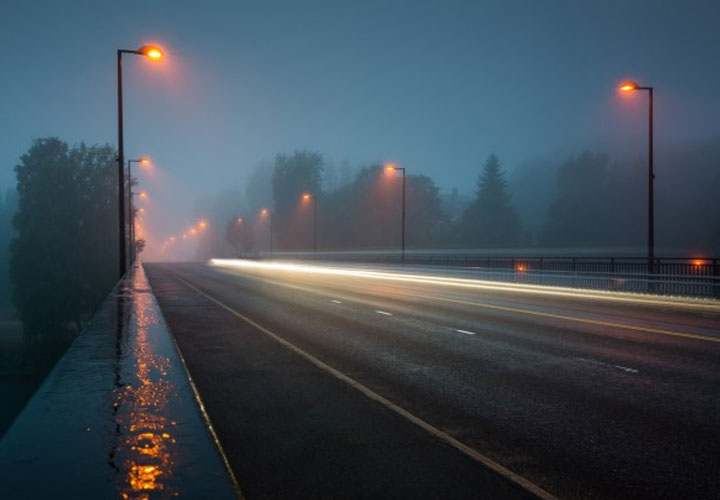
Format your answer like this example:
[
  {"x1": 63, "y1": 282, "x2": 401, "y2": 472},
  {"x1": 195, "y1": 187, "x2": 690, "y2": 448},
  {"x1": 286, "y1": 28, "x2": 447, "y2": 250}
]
[{"x1": 0, "y1": 263, "x2": 239, "y2": 499}]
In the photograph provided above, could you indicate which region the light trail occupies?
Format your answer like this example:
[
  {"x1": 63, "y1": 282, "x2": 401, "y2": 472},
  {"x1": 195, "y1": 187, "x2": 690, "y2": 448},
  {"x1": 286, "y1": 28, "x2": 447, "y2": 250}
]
[{"x1": 208, "y1": 259, "x2": 720, "y2": 313}]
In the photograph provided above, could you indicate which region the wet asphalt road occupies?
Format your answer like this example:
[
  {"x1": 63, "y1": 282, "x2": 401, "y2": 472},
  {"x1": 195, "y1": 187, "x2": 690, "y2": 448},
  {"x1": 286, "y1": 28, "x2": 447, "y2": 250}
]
[{"x1": 145, "y1": 261, "x2": 720, "y2": 500}]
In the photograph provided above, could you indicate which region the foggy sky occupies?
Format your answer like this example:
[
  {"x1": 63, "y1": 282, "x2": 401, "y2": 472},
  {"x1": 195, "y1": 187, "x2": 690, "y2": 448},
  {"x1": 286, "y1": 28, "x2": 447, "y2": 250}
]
[{"x1": 2, "y1": 0, "x2": 719, "y2": 250}]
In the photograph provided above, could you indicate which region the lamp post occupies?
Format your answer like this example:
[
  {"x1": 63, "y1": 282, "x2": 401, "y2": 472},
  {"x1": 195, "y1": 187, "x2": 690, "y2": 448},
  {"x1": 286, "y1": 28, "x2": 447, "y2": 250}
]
[
  {"x1": 261, "y1": 208, "x2": 273, "y2": 257},
  {"x1": 127, "y1": 157, "x2": 150, "y2": 264},
  {"x1": 385, "y1": 164, "x2": 406, "y2": 265},
  {"x1": 619, "y1": 81, "x2": 654, "y2": 277},
  {"x1": 301, "y1": 193, "x2": 318, "y2": 257},
  {"x1": 117, "y1": 44, "x2": 163, "y2": 277}
]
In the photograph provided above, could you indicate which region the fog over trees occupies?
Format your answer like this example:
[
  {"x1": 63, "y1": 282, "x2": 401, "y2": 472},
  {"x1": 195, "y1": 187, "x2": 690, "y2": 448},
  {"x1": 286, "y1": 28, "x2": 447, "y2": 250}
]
[
  {"x1": 182, "y1": 137, "x2": 720, "y2": 259},
  {"x1": 0, "y1": 135, "x2": 717, "y2": 347}
]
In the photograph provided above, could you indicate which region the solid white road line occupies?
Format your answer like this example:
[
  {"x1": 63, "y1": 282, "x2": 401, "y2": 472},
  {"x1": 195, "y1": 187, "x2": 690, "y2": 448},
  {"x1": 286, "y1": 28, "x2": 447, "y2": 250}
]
[{"x1": 174, "y1": 274, "x2": 558, "y2": 500}]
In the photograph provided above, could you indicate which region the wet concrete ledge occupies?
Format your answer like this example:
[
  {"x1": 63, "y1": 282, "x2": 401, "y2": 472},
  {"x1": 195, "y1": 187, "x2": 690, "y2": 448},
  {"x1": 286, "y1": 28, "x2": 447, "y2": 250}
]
[{"x1": 0, "y1": 263, "x2": 239, "y2": 499}]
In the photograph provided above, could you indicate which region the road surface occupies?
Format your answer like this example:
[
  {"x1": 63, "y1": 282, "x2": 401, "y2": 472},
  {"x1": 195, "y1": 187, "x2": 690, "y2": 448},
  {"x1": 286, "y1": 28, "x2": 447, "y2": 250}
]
[{"x1": 145, "y1": 261, "x2": 720, "y2": 499}]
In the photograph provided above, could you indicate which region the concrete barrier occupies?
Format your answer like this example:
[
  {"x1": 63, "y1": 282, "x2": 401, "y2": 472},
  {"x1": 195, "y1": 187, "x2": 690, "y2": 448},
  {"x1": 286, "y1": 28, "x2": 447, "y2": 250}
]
[{"x1": 0, "y1": 263, "x2": 240, "y2": 499}]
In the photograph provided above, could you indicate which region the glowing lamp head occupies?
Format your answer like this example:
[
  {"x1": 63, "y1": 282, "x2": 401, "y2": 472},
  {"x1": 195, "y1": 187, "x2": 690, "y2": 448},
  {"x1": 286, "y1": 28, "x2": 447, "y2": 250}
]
[
  {"x1": 385, "y1": 164, "x2": 396, "y2": 173},
  {"x1": 692, "y1": 259, "x2": 704, "y2": 267},
  {"x1": 138, "y1": 191, "x2": 148, "y2": 199},
  {"x1": 139, "y1": 45, "x2": 164, "y2": 60},
  {"x1": 261, "y1": 208, "x2": 269, "y2": 216},
  {"x1": 619, "y1": 81, "x2": 639, "y2": 92},
  {"x1": 139, "y1": 157, "x2": 151, "y2": 165},
  {"x1": 236, "y1": 217, "x2": 243, "y2": 223},
  {"x1": 199, "y1": 221, "x2": 207, "y2": 229},
  {"x1": 190, "y1": 228, "x2": 197, "y2": 235},
  {"x1": 302, "y1": 193, "x2": 312, "y2": 202}
]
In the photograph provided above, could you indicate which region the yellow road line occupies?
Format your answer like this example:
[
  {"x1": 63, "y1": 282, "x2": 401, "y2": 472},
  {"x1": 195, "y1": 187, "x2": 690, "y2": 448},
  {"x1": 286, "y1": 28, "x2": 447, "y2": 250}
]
[
  {"x1": 174, "y1": 274, "x2": 558, "y2": 500},
  {"x1": 408, "y1": 293, "x2": 720, "y2": 344},
  {"x1": 211, "y1": 266, "x2": 720, "y2": 345}
]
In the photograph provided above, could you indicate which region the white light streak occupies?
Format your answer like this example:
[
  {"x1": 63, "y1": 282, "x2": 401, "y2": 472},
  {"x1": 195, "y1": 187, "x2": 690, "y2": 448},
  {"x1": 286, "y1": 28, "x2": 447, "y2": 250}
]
[{"x1": 208, "y1": 259, "x2": 720, "y2": 312}]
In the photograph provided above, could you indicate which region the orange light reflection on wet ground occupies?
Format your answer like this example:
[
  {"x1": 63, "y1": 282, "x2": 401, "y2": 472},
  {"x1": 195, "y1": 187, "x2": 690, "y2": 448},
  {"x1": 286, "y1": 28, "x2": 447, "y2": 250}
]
[{"x1": 113, "y1": 270, "x2": 177, "y2": 499}]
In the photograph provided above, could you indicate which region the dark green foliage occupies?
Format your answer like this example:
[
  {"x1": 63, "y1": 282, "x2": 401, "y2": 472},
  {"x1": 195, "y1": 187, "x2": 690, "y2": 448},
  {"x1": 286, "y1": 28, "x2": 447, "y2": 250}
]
[
  {"x1": 10, "y1": 138, "x2": 118, "y2": 338},
  {"x1": 272, "y1": 151, "x2": 323, "y2": 250},
  {"x1": 459, "y1": 154, "x2": 523, "y2": 247},
  {"x1": 0, "y1": 189, "x2": 17, "y2": 303},
  {"x1": 540, "y1": 152, "x2": 614, "y2": 247},
  {"x1": 315, "y1": 165, "x2": 447, "y2": 251}
]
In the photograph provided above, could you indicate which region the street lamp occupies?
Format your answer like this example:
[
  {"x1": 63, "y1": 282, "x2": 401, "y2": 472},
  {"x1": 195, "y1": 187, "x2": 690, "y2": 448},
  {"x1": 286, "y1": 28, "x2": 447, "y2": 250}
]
[
  {"x1": 117, "y1": 44, "x2": 164, "y2": 277},
  {"x1": 301, "y1": 193, "x2": 318, "y2": 257},
  {"x1": 260, "y1": 208, "x2": 273, "y2": 257},
  {"x1": 385, "y1": 164, "x2": 407, "y2": 265},
  {"x1": 127, "y1": 157, "x2": 150, "y2": 264},
  {"x1": 619, "y1": 80, "x2": 654, "y2": 277}
]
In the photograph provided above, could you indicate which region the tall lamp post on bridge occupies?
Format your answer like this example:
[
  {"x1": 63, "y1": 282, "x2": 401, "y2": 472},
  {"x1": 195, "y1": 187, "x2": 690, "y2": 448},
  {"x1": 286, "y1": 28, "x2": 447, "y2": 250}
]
[
  {"x1": 619, "y1": 81, "x2": 654, "y2": 277},
  {"x1": 117, "y1": 44, "x2": 163, "y2": 277},
  {"x1": 385, "y1": 164, "x2": 406, "y2": 265},
  {"x1": 127, "y1": 157, "x2": 150, "y2": 264},
  {"x1": 301, "y1": 193, "x2": 318, "y2": 258}
]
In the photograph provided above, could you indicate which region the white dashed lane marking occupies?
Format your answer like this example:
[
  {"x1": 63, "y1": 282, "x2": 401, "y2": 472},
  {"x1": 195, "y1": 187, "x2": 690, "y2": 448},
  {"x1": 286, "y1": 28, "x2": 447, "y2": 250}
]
[
  {"x1": 331, "y1": 299, "x2": 342, "y2": 304},
  {"x1": 575, "y1": 357, "x2": 639, "y2": 374},
  {"x1": 375, "y1": 310, "x2": 393, "y2": 316},
  {"x1": 453, "y1": 329, "x2": 476, "y2": 336}
]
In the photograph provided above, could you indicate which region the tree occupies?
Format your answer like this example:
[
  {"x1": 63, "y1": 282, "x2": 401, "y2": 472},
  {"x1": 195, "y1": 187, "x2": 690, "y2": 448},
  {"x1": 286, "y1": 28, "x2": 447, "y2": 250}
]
[
  {"x1": 540, "y1": 152, "x2": 612, "y2": 247},
  {"x1": 10, "y1": 138, "x2": 118, "y2": 341},
  {"x1": 318, "y1": 165, "x2": 447, "y2": 250},
  {"x1": 0, "y1": 188, "x2": 18, "y2": 304},
  {"x1": 459, "y1": 154, "x2": 523, "y2": 247},
  {"x1": 272, "y1": 151, "x2": 323, "y2": 250}
]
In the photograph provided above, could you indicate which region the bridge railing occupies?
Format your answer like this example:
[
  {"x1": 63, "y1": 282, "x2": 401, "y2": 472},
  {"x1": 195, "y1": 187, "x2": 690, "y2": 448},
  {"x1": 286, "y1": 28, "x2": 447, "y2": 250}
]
[{"x1": 270, "y1": 253, "x2": 719, "y2": 298}]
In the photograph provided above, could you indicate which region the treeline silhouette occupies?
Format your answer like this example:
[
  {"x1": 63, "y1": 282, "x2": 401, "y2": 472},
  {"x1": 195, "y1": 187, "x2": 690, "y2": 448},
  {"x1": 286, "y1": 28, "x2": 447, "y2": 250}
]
[{"x1": 197, "y1": 139, "x2": 719, "y2": 259}]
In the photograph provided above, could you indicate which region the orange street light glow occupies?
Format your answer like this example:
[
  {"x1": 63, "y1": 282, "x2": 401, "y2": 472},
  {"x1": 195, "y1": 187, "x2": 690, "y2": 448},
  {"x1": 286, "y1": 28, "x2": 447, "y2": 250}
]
[
  {"x1": 139, "y1": 45, "x2": 164, "y2": 60},
  {"x1": 619, "y1": 81, "x2": 638, "y2": 92},
  {"x1": 199, "y1": 221, "x2": 207, "y2": 229},
  {"x1": 190, "y1": 228, "x2": 197, "y2": 235},
  {"x1": 261, "y1": 208, "x2": 269, "y2": 216},
  {"x1": 302, "y1": 193, "x2": 312, "y2": 202},
  {"x1": 692, "y1": 259, "x2": 705, "y2": 266},
  {"x1": 385, "y1": 164, "x2": 396, "y2": 172},
  {"x1": 236, "y1": 217, "x2": 243, "y2": 223},
  {"x1": 139, "y1": 157, "x2": 151, "y2": 165},
  {"x1": 138, "y1": 191, "x2": 148, "y2": 199}
]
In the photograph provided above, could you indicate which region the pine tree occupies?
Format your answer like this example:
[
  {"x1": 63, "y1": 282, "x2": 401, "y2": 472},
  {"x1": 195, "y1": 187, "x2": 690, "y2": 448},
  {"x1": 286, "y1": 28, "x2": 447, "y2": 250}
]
[{"x1": 459, "y1": 154, "x2": 523, "y2": 247}]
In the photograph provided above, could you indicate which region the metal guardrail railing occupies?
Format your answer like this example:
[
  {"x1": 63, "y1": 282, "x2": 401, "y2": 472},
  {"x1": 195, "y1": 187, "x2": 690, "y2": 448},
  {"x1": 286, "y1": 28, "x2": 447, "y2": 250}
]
[{"x1": 291, "y1": 254, "x2": 720, "y2": 298}]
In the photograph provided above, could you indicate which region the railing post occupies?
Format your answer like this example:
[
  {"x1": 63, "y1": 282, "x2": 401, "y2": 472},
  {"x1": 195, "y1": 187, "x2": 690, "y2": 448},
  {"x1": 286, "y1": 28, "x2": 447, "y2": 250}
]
[
  {"x1": 571, "y1": 257, "x2": 576, "y2": 288},
  {"x1": 714, "y1": 258, "x2": 719, "y2": 298}
]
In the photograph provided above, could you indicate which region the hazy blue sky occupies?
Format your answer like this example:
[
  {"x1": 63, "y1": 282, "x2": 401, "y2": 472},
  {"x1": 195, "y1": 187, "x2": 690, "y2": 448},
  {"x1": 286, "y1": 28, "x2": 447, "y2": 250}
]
[{"x1": 2, "y1": 0, "x2": 719, "y2": 248}]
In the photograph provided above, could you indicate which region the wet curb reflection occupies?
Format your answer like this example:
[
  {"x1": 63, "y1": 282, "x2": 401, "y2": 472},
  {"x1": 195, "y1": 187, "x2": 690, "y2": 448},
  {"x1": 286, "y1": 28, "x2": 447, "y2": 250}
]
[{"x1": 0, "y1": 264, "x2": 239, "y2": 499}]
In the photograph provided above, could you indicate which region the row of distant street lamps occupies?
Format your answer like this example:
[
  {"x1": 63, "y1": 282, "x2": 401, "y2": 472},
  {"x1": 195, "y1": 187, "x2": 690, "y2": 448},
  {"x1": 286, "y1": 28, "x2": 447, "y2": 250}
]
[{"x1": 113, "y1": 40, "x2": 656, "y2": 277}]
